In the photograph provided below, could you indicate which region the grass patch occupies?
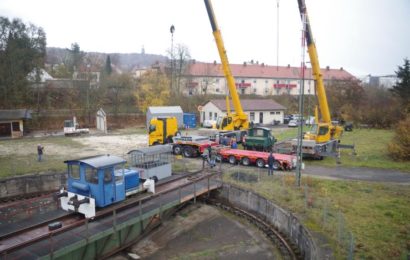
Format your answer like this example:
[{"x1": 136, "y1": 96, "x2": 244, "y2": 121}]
[
  {"x1": 222, "y1": 169, "x2": 410, "y2": 259},
  {"x1": 0, "y1": 154, "x2": 67, "y2": 178},
  {"x1": 0, "y1": 135, "x2": 85, "y2": 178}
]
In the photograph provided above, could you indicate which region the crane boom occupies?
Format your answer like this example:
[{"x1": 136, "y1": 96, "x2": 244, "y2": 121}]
[
  {"x1": 297, "y1": 0, "x2": 331, "y2": 124},
  {"x1": 204, "y1": 0, "x2": 248, "y2": 130}
]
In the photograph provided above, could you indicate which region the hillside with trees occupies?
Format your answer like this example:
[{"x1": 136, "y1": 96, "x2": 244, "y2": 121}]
[{"x1": 46, "y1": 47, "x2": 167, "y2": 73}]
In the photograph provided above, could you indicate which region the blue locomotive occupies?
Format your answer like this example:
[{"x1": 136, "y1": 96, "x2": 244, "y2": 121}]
[{"x1": 57, "y1": 154, "x2": 154, "y2": 218}]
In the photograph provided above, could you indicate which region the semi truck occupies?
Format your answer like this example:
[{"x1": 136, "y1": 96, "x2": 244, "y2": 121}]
[
  {"x1": 148, "y1": 117, "x2": 180, "y2": 146},
  {"x1": 148, "y1": 117, "x2": 218, "y2": 157}
]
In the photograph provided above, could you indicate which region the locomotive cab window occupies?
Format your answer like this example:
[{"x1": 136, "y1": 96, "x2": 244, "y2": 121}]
[
  {"x1": 103, "y1": 168, "x2": 113, "y2": 183},
  {"x1": 85, "y1": 166, "x2": 98, "y2": 184},
  {"x1": 114, "y1": 165, "x2": 124, "y2": 183},
  {"x1": 68, "y1": 164, "x2": 80, "y2": 179}
]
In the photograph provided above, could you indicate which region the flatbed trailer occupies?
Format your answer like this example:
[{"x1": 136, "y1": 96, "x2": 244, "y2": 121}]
[
  {"x1": 217, "y1": 148, "x2": 296, "y2": 171},
  {"x1": 172, "y1": 135, "x2": 218, "y2": 158}
]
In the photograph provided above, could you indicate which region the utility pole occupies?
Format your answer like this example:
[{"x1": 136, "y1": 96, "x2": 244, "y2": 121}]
[
  {"x1": 276, "y1": 0, "x2": 280, "y2": 71},
  {"x1": 296, "y1": 13, "x2": 307, "y2": 187}
]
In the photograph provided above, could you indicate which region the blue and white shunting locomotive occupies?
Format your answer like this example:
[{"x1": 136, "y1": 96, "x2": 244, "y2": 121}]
[{"x1": 57, "y1": 155, "x2": 155, "y2": 218}]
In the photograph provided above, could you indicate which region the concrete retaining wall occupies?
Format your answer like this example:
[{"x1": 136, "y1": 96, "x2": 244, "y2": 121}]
[
  {"x1": 0, "y1": 172, "x2": 67, "y2": 198},
  {"x1": 216, "y1": 183, "x2": 329, "y2": 260}
]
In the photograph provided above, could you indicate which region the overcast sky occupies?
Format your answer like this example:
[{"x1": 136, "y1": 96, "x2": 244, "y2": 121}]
[{"x1": 1, "y1": 0, "x2": 409, "y2": 77}]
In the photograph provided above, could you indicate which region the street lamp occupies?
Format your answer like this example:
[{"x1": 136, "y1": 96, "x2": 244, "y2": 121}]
[{"x1": 170, "y1": 25, "x2": 175, "y2": 91}]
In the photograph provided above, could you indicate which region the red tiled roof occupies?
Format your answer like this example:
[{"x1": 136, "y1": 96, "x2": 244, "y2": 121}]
[
  {"x1": 208, "y1": 99, "x2": 286, "y2": 112},
  {"x1": 187, "y1": 62, "x2": 354, "y2": 80}
]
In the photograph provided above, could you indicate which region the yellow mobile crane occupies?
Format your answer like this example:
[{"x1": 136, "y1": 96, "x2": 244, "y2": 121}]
[
  {"x1": 204, "y1": 0, "x2": 249, "y2": 131},
  {"x1": 295, "y1": 0, "x2": 344, "y2": 157}
]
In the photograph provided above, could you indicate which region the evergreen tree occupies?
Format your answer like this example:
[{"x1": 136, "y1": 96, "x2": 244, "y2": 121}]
[
  {"x1": 105, "y1": 55, "x2": 112, "y2": 75},
  {"x1": 391, "y1": 58, "x2": 410, "y2": 111},
  {"x1": 65, "y1": 42, "x2": 83, "y2": 73}
]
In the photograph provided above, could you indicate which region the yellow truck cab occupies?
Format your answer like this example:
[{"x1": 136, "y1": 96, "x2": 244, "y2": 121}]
[{"x1": 148, "y1": 117, "x2": 179, "y2": 146}]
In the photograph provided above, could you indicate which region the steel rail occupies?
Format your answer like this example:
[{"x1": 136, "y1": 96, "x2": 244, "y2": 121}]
[{"x1": 0, "y1": 171, "x2": 220, "y2": 256}]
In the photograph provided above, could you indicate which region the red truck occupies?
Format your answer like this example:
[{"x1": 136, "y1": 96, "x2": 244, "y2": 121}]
[{"x1": 217, "y1": 148, "x2": 296, "y2": 171}]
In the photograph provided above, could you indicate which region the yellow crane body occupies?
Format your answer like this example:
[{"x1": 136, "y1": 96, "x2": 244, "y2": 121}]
[
  {"x1": 204, "y1": 0, "x2": 249, "y2": 131},
  {"x1": 297, "y1": 0, "x2": 343, "y2": 143}
]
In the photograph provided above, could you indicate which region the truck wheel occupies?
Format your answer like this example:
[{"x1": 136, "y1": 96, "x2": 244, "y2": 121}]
[
  {"x1": 256, "y1": 158, "x2": 265, "y2": 168},
  {"x1": 241, "y1": 157, "x2": 250, "y2": 166},
  {"x1": 173, "y1": 145, "x2": 182, "y2": 155},
  {"x1": 228, "y1": 155, "x2": 236, "y2": 164},
  {"x1": 183, "y1": 146, "x2": 194, "y2": 158},
  {"x1": 273, "y1": 161, "x2": 281, "y2": 170}
]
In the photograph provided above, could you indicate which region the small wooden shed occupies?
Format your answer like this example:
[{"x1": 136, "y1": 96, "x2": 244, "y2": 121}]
[{"x1": 0, "y1": 109, "x2": 32, "y2": 138}]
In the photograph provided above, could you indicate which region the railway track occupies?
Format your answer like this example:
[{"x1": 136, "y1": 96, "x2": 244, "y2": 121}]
[
  {"x1": 0, "y1": 169, "x2": 217, "y2": 256},
  {"x1": 0, "y1": 190, "x2": 58, "y2": 206},
  {"x1": 206, "y1": 198, "x2": 302, "y2": 260}
]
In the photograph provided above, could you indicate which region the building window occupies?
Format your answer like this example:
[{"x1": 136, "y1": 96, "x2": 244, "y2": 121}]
[
  {"x1": 216, "y1": 78, "x2": 219, "y2": 83},
  {"x1": 209, "y1": 112, "x2": 212, "y2": 120},
  {"x1": 12, "y1": 122, "x2": 19, "y2": 131},
  {"x1": 265, "y1": 80, "x2": 268, "y2": 83},
  {"x1": 253, "y1": 88, "x2": 257, "y2": 93},
  {"x1": 202, "y1": 112, "x2": 205, "y2": 121},
  {"x1": 214, "y1": 113, "x2": 217, "y2": 120},
  {"x1": 270, "y1": 112, "x2": 275, "y2": 115},
  {"x1": 250, "y1": 112, "x2": 255, "y2": 121},
  {"x1": 264, "y1": 88, "x2": 268, "y2": 94},
  {"x1": 216, "y1": 88, "x2": 219, "y2": 92},
  {"x1": 276, "y1": 111, "x2": 280, "y2": 115},
  {"x1": 253, "y1": 80, "x2": 256, "y2": 83},
  {"x1": 241, "y1": 88, "x2": 245, "y2": 94}
]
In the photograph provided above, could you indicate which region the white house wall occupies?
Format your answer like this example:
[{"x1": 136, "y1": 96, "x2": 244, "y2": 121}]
[
  {"x1": 202, "y1": 102, "x2": 285, "y2": 125},
  {"x1": 248, "y1": 110, "x2": 284, "y2": 125},
  {"x1": 201, "y1": 102, "x2": 223, "y2": 123}
]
